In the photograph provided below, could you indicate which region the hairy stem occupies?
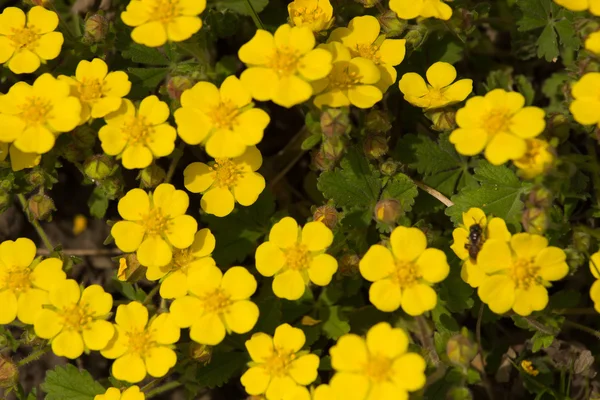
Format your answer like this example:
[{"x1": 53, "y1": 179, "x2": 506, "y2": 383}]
[
  {"x1": 17, "y1": 194, "x2": 54, "y2": 252},
  {"x1": 563, "y1": 320, "x2": 600, "y2": 339},
  {"x1": 142, "y1": 285, "x2": 161, "y2": 306},
  {"x1": 17, "y1": 346, "x2": 50, "y2": 367},
  {"x1": 145, "y1": 381, "x2": 182, "y2": 398}
]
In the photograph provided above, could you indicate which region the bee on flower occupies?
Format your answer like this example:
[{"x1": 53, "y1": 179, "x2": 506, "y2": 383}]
[
  {"x1": 255, "y1": 216, "x2": 338, "y2": 300},
  {"x1": 238, "y1": 24, "x2": 333, "y2": 108},
  {"x1": 94, "y1": 386, "x2": 145, "y2": 400},
  {"x1": 328, "y1": 16, "x2": 407, "y2": 92},
  {"x1": 359, "y1": 226, "x2": 450, "y2": 315},
  {"x1": 183, "y1": 146, "x2": 266, "y2": 217},
  {"x1": 390, "y1": 0, "x2": 453, "y2": 21},
  {"x1": 554, "y1": 0, "x2": 600, "y2": 15},
  {"x1": 399, "y1": 62, "x2": 473, "y2": 109},
  {"x1": 0, "y1": 7, "x2": 64, "y2": 74},
  {"x1": 288, "y1": 0, "x2": 334, "y2": 32},
  {"x1": 569, "y1": 73, "x2": 600, "y2": 129}
]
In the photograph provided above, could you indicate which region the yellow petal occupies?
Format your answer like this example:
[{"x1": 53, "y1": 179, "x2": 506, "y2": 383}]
[
  {"x1": 570, "y1": 99, "x2": 600, "y2": 126},
  {"x1": 235, "y1": 145, "x2": 263, "y2": 171},
  {"x1": 159, "y1": 270, "x2": 187, "y2": 299},
  {"x1": 512, "y1": 285, "x2": 548, "y2": 316},
  {"x1": 274, "y1": 323, "x2": 305, "y2": 352},
  {"x1": 118, "y1": 188, "x2": 150, "y2": 220},
  {"x1": 52, "y1": 330, "x2": 84, "y2": 359},
  {"x1": 91, "y1": 97, "x2": 122, "y2": 119},
  {"x1": 273, "y1": 270, "x2": 306, "y2": 300},
  {"x1": 0, "y1": 8, "x2": 26, "y2": 35},
  {"x1": 112, "y1": 353, "x2": 147, "y2": 383},
  {"x1": 28, "y1": 6, "x2": 59, "y2": 33},
  {"x1": 175, "y1": 108, "x2": 212, "y2": 145},
  {"x1": 401, "y1": 283, "x2": 437, "y2": 316},
  {"x1": 138, "y1": 95, "x2": 169, "y2": 125},
  {"x1": 239, "y1": 30, "x2": 276, "y2": 64},
  {"x1": 461, "y1": 259, "x2": 487, "y2": 288},
  {"x1": 219, "y1": 75, "x2": 251, "y2": 108},
  {"x1": 240, "y1": 67, "x2": 280, "y2": 102},
  {"x1": 571, "y1": 72, "x2": 600, "y2": 99},
  {"x1": 104, "y1": 71, "x2": 132, "y2": 98},
  {"x1": 184, "y1": 162, "x2": 215, "y2": 193},
  {"x1": 314, "y1": 89, "x2": 350, "y2": 109},
  {"x1": 100, "y1": 325, "x2": 128, "y2": 359},
  {"x1": 510, "y1": 233, "x2": 548, "y2": 260},
  {"x1": 34, "y1": 309, "x2": 63, "y2": 339},
  {"x1": 391, "y1": 353, "x2": 426, "y2": 391},
  {"x1": 369, "y1": 279, "x2": 402, "y2": 312},
  {"x1": 149, "y1": 310, "x2": 180, "y2": 344},
  {"x1": 201, "y1": 187, "x2": 235, "y2": 217},
  {"x1": 166, "y1": 215, "x2": 197, "y2": 249},
  {"x1": 273, "y1": 75, "x2": 313, "y2": 108},
  {"x1": 0, "y1": 114, "x2": 25, "y2": 143},
  {"x1": 16, "y1": 288, "x2": 48, "y2": 324},
  {"x1": 47, "y1": 97, "x2": 81, "y2": 133},
  {"x1": 166, "y1": 16, "x2": 201, "y2": 42},
  {"x1": 121, "y1": 386, "x2": 144, "y2": 400},
  {"x1": 390, "y1": 226, "x2": 426, "y2": 262},
  {"x1": 223, "y1": 300, "x2": 259, "y2": 333},
  {"x1": 463, "y1": 207, "x2": 485, "y2": 229},
  {"x1": 170, "y1": 296, "x2": 203, "y2": 328},
  {"x1": 301, "y1": 221, "x2": 333, "y2": 251},
  {"x1": 426, "y1": 62, "x2": 456, "y2": 88},
  {"x1": 49, "y1": 279, "x2": 80, "y2": 309},
  {"x1": 246, "y1": 332, "x2": 274, "y2": 362},
  {"x1": 350, "y1": 58, "x2": 380, "y2": 84},
  {"x1": 256, "y1": 242, "x2": 286, "y2": 277},
  {"x1": 368, "y1": 381, "x2": 407, "y2": 400},
  {"x1": 585, "y1": 32, "x2": 600, "y2": 54},
  {"x1": 137, "y1": 236, "x2": 172, "y2": 267},
  {"x1": 389, "y1": 0, "x2": 424, "y2": 19},
  {"x1": 477, "y1": 239, "x2": 512, "y2": 274},
  {"x1": 591, "y1": 252, "x2": 600, "y2": 279},
  {"x1": 441, "y1": 79, "x2": 473, "y2": 102},
  {"x1": 330, "y1": 334, "x2": 368, "y2": 371},
  {"x1": 536, "y1": 247, "x2": 568, "y2": 281},
  {"x1": 347, "y1": 15, "x2": 381, "y2": 44},
  {"x1": 187, "y1": 263, "x2": 222, "y2": 297},
  {"x1": 13, "y1": 126, "x2": 55, "y2": 154},
  {"x1": 221, "y1": 267, "x2": 257, "y2": 299},
  {"x1": 0, "y1": 237, "x2": 36, "y2": 267},
  {"x1": 298, "y1": 48, "x2": 333, "y2": 81},
  {"x1": 416, "y1": 248, "x2": 449, "y2": 283},
  {"x1": 34, "y1": 32, "x2": 63, "y2": 61},
  {"x1": 378, "y1": 39, "x2": 406, "y2": 66},
  {"x1": 145, "y1": 346, "x2": 177, "y2": 377},
  {"x1": 190, "y1": 313, "x2": 226, "y2": 345},
  {"x1": 147, "y1": 124, "x2": 176, "y2": 157},
  {"x1": 0, "y1": 290, "x2": 18, "y2": 324},
  {"x1": 232, "y1": 172, "x2": 265, "y2": 206},
  {"x1": 83, "y1": 320, "x2": 115, "y2": 350},
  {"x1": 241, "y1": 366, "x2": 271, "y2": 395},
  {"x1": 509, "y1": 107, "x2": 546, "y2": 138},
  {"x1": 366, "y1": 322, "x2": 408, "y2": 359},
  {"x1": 485, "y1": 89, "x2": 524, "y2": 113},
  {"x1": 477, "y1": 274, "x2": 515, "y2": 314},
  {"x1": 81, "y1": 285, "x2": 112, "y2": 316},
  {"x1": 484, "y1": 132, "x2": 526, "y2": 165},
  {"x1": 329, "y1": 372, "x2": 369, "y2": 400},
  {"x1": 449, "y1": 128, "x2": 487, "y2": 156},
  {"x1": 487, "y1": 217, "x2": 510, "y2": 241},
  {"x1": 111, "y1": 221, "x2": 145, "y2": 253},
  {"x1": 76, "y1": 58, "x2": 107, "y2": 81},
  {"x1": 131, "y1": 21, "x2": 167, "y2": 47},
  {"x1": 308, "y1": 254, "x2": 337, "y2": 286},
  {"x1": 451, "y1": 228, "x2": 469, "y2": 260},
  {"x1": 99, "y1": 125, "x2": 128, "y2": 155},
  {"x1": 8, "y1": 49, "x2": 40, "y2": 74},
  {"x1": 115, "y1": 301, "x2": 148, "y2": 331},
  {"x1": 348, "y1": 84, "x2": 383, "y2": 108},
  {"x1": 9, "y1": 145, "x2": 41, "y2": 172},
  {"x1": 455, "y1": 96, "x2": 488, "y2": 128},
  {"x1": 269, "y1": 217, "x2": 299, "y2": 248},
  {"x1": 289, "y1": 354, "x2": 319, "y2": 385},
  {"x1": 122, "y1": 144, "x2": 153, "y2": 169},
  {"x1": 359, "y1": 244, "x2": 394, "y2": 281},
  {"x1": 233, "y1": 108, "x2": 269, "y2": 146}
]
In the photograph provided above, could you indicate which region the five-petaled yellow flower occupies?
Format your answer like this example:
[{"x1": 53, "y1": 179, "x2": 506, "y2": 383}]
[
  {"x1": 95, "y1": 386, "x2": 145, "y2": 400},
  {"x1": 328, "y1": 322, "x2": 426, "y2": 400},
  {"x1": 0, "y1": 141, "x2": 41, "y2": 172},
  {"x1": 0, "y1": 7, "x2": 63, "y2": 74},
  {"x1": 313, "y1": 42, "x2": 382, "y2": 109},
  {"x1": 256, "y1": 217, "x2": 338, "y2": 301},
  {"x1": 34, "y1": 279, "x2": 114, "y2": 359},
  {"x1": 99, "y1": 96, "x2": 176, "y2": 169},
  {"x1": 0, "y1": 238, "x2": 66, "y2": 325},
  {"x1": 390, "y1": 0, "x2": 452, "y2": 20},
  {"x1": 288, "y1": 0, "x2": 334, "y2": 32},
  {"x1": 450, "y1": 208, "x2": 511, "y2": 288},
  {"x1": 586, "y1": 31, "x2": 600, "y2": 54},
  {"x1": 449, "y1": 89, "x2": 546, "y2": 165},
  {"x1": 111, "y1": 184, "x2": 198, "y2": 268},
  {"x1": 554, "y1": 0, "x2": 600, "y2": 15},
  {"x1": 570, "y1": 73, "x2": 600, "y2": 128},
  {"x1": 0, "y1": 74, "x2": 81, "y2": 155},
  {"x1": 238, "y1": 24, "x2": 333, "y2": 108},
  {"x1": 183, "y1": 146, "x2": 266, "y2": 217},
  {"x1": 589, "y1": 251, "x2": 600, "y2": 313},
  {"x1": 121, "y1": 0, "x2": 206, "y2": 47},
  {"x1": 59, "y1": 58, "x2": 131, "y2": 124},
  {"x1": 101, "y1": 302, "x2": 180, "y2": 383},
  {"x1": 241, "y1": 323, "x2": 320, "y2": 399},
  {"x1": 170, "y1": 265, "x2": 259, "y2": 345},
  {"x1": 513, "y1": 139, "x2": 555, "y2": 179},
  {"x1": 359, "y1": 226, "x2": 449, "y2": 315},
  {"x1": 146, "y1": 228, "x2": 216, "y2": 299},
  {"x1": 328, "y1": 16, "x2": 406, "y2": 92},
  {"x1": 174, "y1": 76, "x2": 270, "y2": 158},
  {"x1": 477, "y1": 233, "x2": 569, "y2": 316},
  {"x1": 399, "y1": 62, "x2": 472, "y2": 109}
]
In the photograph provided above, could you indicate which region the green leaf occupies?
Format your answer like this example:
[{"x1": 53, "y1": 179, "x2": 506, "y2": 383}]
[
  {"x1": 515, "y1": 75, "x2": 535, "y2": 106},
  {"x1": 381, "y1": 173, "x2": 418, "y2": 213},
  {"x1": 317, "y1": 147, "x2": 381, "y2": 209},
  {"x1": 254, "y1": 296, "x2": 282, "y2": 335},
  {"x1": 212, "y1": 0, "x2": 269, "y2": 16},
  {"x1": 88, "y1": 187, "x2": 109, "y2": 219},
  {"x1": 41, "y1": 364, "x2": 105, "y2": 400},
  {"x1": 127, "y1": 67, "x2": 169, "y2": 89},
  {"x1": 122, "y1": 43, "x2": 171, "y2": 65},
  {"x1": 301, "y1": 133, "x2": 323, "y2": 150},
  {"x1": 319, "y1": 305, "x2": 350, "y2": 340},
  {"x1": 446, "y1": 161, "x2": 530, "y2": 227},
  {"x1": 196, "y1": 352, "x2": 248, "y2": 389},
  {"x1": 531, "y1": 331, "x2": 555, "y2": 352},
  {"x1": 536, "y1": 25, "x2": 559, "y2": 61}
]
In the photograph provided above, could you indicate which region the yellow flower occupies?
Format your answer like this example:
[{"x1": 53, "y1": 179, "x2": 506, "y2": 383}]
[
  {"x1": 399, "y1": 62, "x2": 472, "y2": 109},
  {"x1": 521, "y1": 360, "x2": 539, "y2": 376},
  {"x1": 288, "y1": 0, "x2": 334, "y2": 32},
  {"x1": 146, "y1": 228, "x2": 216, "y2": 299},
  {"x1": 0, "y1": 142, "x2": 41, "y2": 172},
  {"x1": 449, "y1": 89, "x2": 546, "y2": 165},
  {"x1": 0, "y1": 7, "x2": 63, "y2": 74},
  {"x1": 255, "y1": 217, "x2": 338, "y2": 301},
  {"x1": 450, "y1": 208, "x2": 511, "y2": 288},
  {"x1": 359, "y1": 226, "x2": 449, "y2": 315},
  {"x1": 73, "y1": 214, "x2": 88, "y2": 236},
  {"x1": 99, "y1": 96, "x2": 176, "y2": 169},
  {"x1": 513, "y1": 139, "x2": 555, "y2": 179},
  {"x1": 238, "y1": 24, "x2": 333, "y2": 108},
  {"x1": 0, "y1": 74, "x2": 81, "y2": 154},
  {"x1": 101, "y1": 302, "x2": 180, "y2": 383},
  {"x1": 59, "y1": 58, "x2": 131, "y2": 124},
  {"x1": 0, "y1": 238, "x2": 66, "y2": 325},
  {"x1": 312, "y1": 42, "x2": 382, "y2": 109},
  {"x1": 328, "y1": 322, "x2": 426, "y2": 399},
  {"x1": 554, "y1": 0, "x2": 600, "y2": 15},
  {"x1": 34, "y1": 279, "x2": 114, "y2": 359},
  {"x1": 328, "y1": 16, "x2": 406, "y2": 92},
  {"x1": 390, "y1": 0, "x2": 452, "y2": 20},
  {"x1": 111, "y1": 184, "x2": 198, "y2": 268},
  {"x1": 170, "y1": 265, "x2": 258, "y2": 345},
  {"x1": 589, "y1": 252, "x2": 600, "y2": 313},
  {"x1": 183, "y1": 146, "x2": 265, "y2": 217},
  {"x1": 586, "y1": 31, "x2": 600, "y2": 54},
  {"x1": 570, "y1": 72, "x2": 600, "y2": 128},
  {"x1": 174, "y1": 76, "x2": 270, "y2": 158},
  {"x1": 121, "y1": 0, "x2": 206, "y2": 47},
  {"x1": 241, "y1": 323, "x2": 320, "y2": 399},
  {"x1": 95, "y1": 386, "x2": 145, "y2": 400},
  {"x1": 477, "y1": 233, "x2": 569, "y2": 316}
]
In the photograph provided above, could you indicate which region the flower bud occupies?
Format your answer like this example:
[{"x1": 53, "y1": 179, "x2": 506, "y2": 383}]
[
  {"x1": 26, "y1": 170, "x2": 45, "y2": 189},
  {"x1": 338, "y1": 253, "x2": 360, "y2": 277},
  {"x1": 20, "y1": 328, "x2": 45, "y2": 347},
  {"x1": 84, "y1": 14, "x2": 109, "y2": 43},
  {"x1": 313, "y1": 205, "x2": 338, "y2": 229},
  {"x1": 25, "y1": 0, "x2": 51, "y2": 7},
  {"x1": 140, "y1": 164, "x2": 166, "y2": 189},
  {"x1": 404, "y1": 25, "x2": 428, "y2": 48},
  {"x1": 321, "y1": 108, "x2": 350, "y2": 138},
  {"x1": 117, "y1": 253, "x2": 144, "y2": 282},
  {"x1": 310, "y1": 148, "x2": 334, "y2": 171},
  {"x1": 322, "y1": 137, "x2": 345, "y2": 163},
  {"x1": 190, "y1": 343, "x2": 212, "y2": 365},
  {"x1": 364, "y1": 134, "x2": 389, "y2": 159},
  {"x1": 365, "y1": 109, "x2": 392, "y2": 133},
  {"x1": 374, "y1": 199, "x2": 401, "y2": 224},
  {"x1": 167, "y1": 76, "x2": 195, "y2": 102},
  {"x1": 572, "y1": 228, "x2": 591, "y2": 254},
  {"x1": 427, "y1": 109, "x2": 457, "y2": 132},
  {"x1": 446, "y1": 331, "x2": 478, "y2": 367},
  {"x1": 0, "y1": 356, "x2": 18, "y2": 389},
  {"x1": 521, "y1": 208, "x2": 548, "y2": 235},
  {"x1": 84, "y1": 155, "x2": 117, "y2": 181},
  {"x1": 100, "y1": 176, "x2": 124, "y2": 198},
  {"x1": 378, "y1": 10, "x2": 407, "y2": 37},
  {"x1": 28, "y1": 194, "x2": 55, "y2": 221},
  {"x1": 380, "y1": 160, "x2": 398, "y2": 176}
]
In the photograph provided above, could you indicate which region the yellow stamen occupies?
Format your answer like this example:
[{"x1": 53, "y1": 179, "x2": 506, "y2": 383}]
[
  {"x1": 363, "y1": 355, "x2": 393, "y2": 382},
  {"x1": 9, "y1": 27, "x2": 40, "y2": 50},
  {"x1": 60, "y1": 303, "x2": 94, "y2": 331},
  {"x1": 267, "y1": 47, "x2": 301, "y2": 76},
  {"x1": 284, "y1": 243, "x2": 311, "y2": 271},
  {"x1": 210, "y1": 159, "x2": 242, "y2": 188},
  {"x1": 390, "y1": 260, "x2": 421, "y2": 288},
  {"x1": 20, "y1": 96, "x2": 52, "y2": 125},
  {"x1": 2, "y1": 266, "x2": 33, "y2": 293}
]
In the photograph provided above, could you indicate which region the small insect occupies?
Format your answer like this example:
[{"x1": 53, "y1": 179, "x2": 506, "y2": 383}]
[{"x1": 465, "y1": 222, "x2": 484, "y2": 260}]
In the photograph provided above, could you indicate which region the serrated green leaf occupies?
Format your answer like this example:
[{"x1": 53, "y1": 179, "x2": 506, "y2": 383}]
[
  {"x1": 531, "y1": 331, "x2": 555, "y2": 352},
  {"x1": 122, "y1": 43, "x2": 170, "y2": 65},
  {"x1": 41, "y1": 364, "x2": 105, "y2": 400},
  {"x1": 515, "y1": 75, "x2": 535, "y2": 106},
  {"x1": 212, "y1": 0, "x2": 269, "y2": 16},
  {"x1": 319, "y1": 305, "x2": 350, "y2": 340},
  {"x1": 196, "y1": 352, "x2": 248, "y2": 389},
  {"x1": 382, "y1": 173, "x2": 418, "y2": 213},
  {"x1": 537, "y1": 24, "x2": 559, "y2": 61},
  {"x1": 127, "y1": 67, "x2": 169, "y2": 89}
]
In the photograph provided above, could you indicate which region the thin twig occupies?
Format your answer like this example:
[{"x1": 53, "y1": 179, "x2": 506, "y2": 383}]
[
  {"x1": 563, "y1": 320, "x2": 600, "y2": 339},
  {"x1": 17, "y1": 347, "x2": 51, "y2": 367},
  {"x1": 145, "y1": 380, "x2": 182, "y2": 398},
  {"x1": 415, "y1": 315, "x2": 440, "y2": 366},
  {"x1": 37, "y1": 248, "x2": 122, "y2": 257},
  {"x1": 268, "y1": 127, "x2": 310, "y2": 189},
  {"x1": 142, "y1": 285, "x2": 161, "y2": 306},
  {"x1": 17, "y1": 194, "x2": 54, "y2": 252},
  {"x1": 414, "y1": 180, "x2": 454, "y2": 207},
  {"x1": 243, "y1": 0, "x2": 265, "y2": 30}
]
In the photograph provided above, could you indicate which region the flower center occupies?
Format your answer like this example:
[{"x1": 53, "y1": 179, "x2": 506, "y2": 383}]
[
  {"x1": 390, "y1": 260, "x2": 420, "y2": 288},
  {"x1": 267, "y1": 47, "x2": 301, "y2": 76},
  {"x1": 290, "y1": 6, "x2": 326, "y2": 24},
  {"x1": 78, "y1": 78, "x2": 106, "y2": 103},
  {"x1": 127, "y1": 329, "x2": 155, "y2": 354},
  {"x1": 354, "y1": 44, "x2": 380, "y2": 64},
  {"x1": 9, "y1": 27, "x2": 40, "y2": 50},
  {"x1": 150, "y1": 0, "x2": 181, "y2": 23},
  {"x1": 60, "y1": 303, "x2": 94, "y2": 331},
  {"x1": 329, "y1": 65, "x2": 362, "y2": 90},
  {"x1": 201, "y1": 288, "x2": 232, "y2": 313},
  {"x1": 264, "y1": 348, "x2": 296, "y2": 376},
  {"x1": 483, "y1": 108, "x2": 511, "y2": 135},
  {"x1": 2, "y1": 267, "x2": 33, "y2": 293},
  {"x1": 510, "y1": 258, "x2": 539, "y2": 289},
  {"x1": 285, "y1": 244, "x2": 311, "y2": 271},
  {"x1": 123, "y1": 115, "x2": 153, "y2": 144},
  {"x1": 20, "y1": 96, "x2": 52, "y2": 125},
  {"x1": 210, "y1": 102, "x2": 240, "y2": 130},
  {"x1": 363, "y1": 355, "x2": 393, "y2": 383},
  {"x1": 142, "y1": 208, "x2": 169, "y2": 236},
  {"x1": 171, "y1": 248, "x2": 194, "y2": 273},
  {"x1": 210, "y1": 159, "x2": 242, "y2": 188}
]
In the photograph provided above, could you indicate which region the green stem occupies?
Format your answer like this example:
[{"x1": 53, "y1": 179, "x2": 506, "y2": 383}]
[
  {"x1": 145, "y1": 381, "x2": 182, "y2": 398},
  {"x1": 165, "y1": 142, "x2": 185, "y2": 184},
  {"x1": 17, "y1": 346, "x2": 50, "y2": 367},
  {"x1": 563, "y1": 320, "x2": 600, "y2": 339},
  {"x1": 17, "y1": 194, "x2": 54, "y2": 252},
  {"x1": 142, "y1": 285, "x2": 161, "y2": 306},
  {"x1": 415, "y1": 316, "x2": 440, "y2": 366},
  {"x1": 244, "y1": 0, "x2": 265, "y2": 30}
]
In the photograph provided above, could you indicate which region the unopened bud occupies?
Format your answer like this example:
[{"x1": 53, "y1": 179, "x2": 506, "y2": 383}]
[
  {"x1": 404, "y1": 25, "x2": 427, "y2": 48},
  {"x1": 338, "y1": 253, "x2": 360, "y2": 277},
  {"x1": 190, "y1": 343, "x2": 212, "y2": 365},
  {"x1": 140, "y1": 164, "x2": 166, "y2": 189},
  {"x1": 365, "y1": 109, "x2": 392, "y2": 133},
  {"x1": 84, "y1": 14, "x2": 109, "y2": 43},
  {"x1": 321, "y1": 108, "x2": 350, "y2": 138},
  {"x1": 427, "y1": 109, "x2": 457, "y2": 132},
  {"x1": 84, "y1": 155, "x2": 116, "y2": 181},
  {"x1": 313, "y1": 205, "x2": 338, "y2": 229},
  {"x1": 573, "y1": 228, "x2": 591, "y2": 253},
  {"x1": 101, "y1": 176, "x2": 124, "y2": 198},
  {"x1": 526, "y1": 187, "x2": 552, "y2": 208},
  {"x1": 0, "y1": 356, "x2": 18, "y2": 389},
  {"x1": 26, "y1": 0, "x2": 51, "y2": 6},
  {"x1": 167, "y1": 76, "x2": 195, "y2": 102},
  {"x1": 447, "y1": 387, "x2": 473, "y2": 400},
  {"x1": 364, "y1": 134, "x2": 389, "y2": 159},
  {"x1": 380, "y1": 160, "x2": 398, "y2": 176},
  {"x1": 28, "y1": 194, "x2": 55, "y2": 221},
  {"x1": 311, "y1": 148, "x2": 334, "y2": 171},
  {"x1": 378, "y1": 10, "x2": 407, "y2": 37},
  {"x1": 374, "y1": 199, "x2": 401, "y2": 224},
  {"x1": 446, "y1": 331, "x2": 478, "y2": 367},
  {"x1": 20, "y1": 328, "x2": 45, "y2": 347},
  {"x1": 322, "y1": 137, "x2": 345, "y2": 163},
  {"x1": 521, "y1": 208, "x2": 548, "y2": 235},
  {"x1": 26, "y1": 170, "x2": 45, "y2": 189}
]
